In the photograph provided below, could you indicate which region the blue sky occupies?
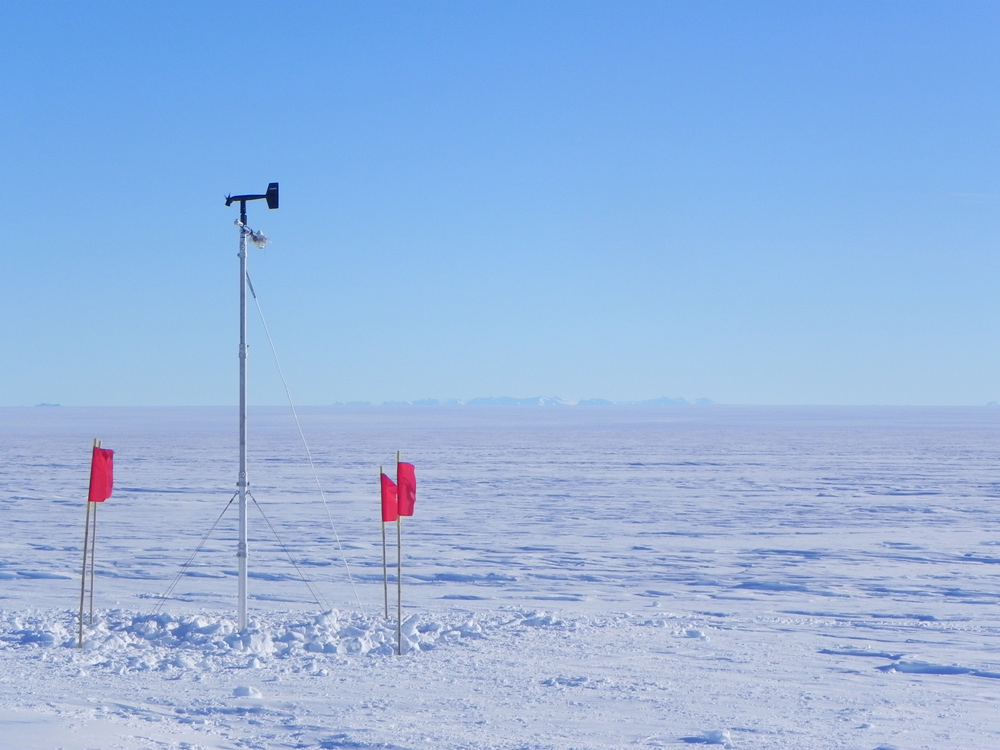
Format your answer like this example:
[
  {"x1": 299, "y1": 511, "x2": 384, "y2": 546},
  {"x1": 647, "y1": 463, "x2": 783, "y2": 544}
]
[{"x1": 2, "y1": 1, "x2": 999, "y2": 406}]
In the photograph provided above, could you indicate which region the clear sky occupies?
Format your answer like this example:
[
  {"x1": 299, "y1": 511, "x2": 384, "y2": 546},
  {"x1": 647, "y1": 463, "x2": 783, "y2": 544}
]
[{"x1": 2, "y1": 1, "x2": 998, "y2": 406}]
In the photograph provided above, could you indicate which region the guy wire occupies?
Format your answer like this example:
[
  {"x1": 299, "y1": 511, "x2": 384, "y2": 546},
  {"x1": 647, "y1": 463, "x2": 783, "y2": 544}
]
[
  {"x1": 155, "y1": 493, "x2": 237, "y2": 613},
  {"x1": 247, "y1": 273, "x2": 365, "y2": 614},
  {"x1": 249, "y1": 492, "x2": 328, "y2": 610}
]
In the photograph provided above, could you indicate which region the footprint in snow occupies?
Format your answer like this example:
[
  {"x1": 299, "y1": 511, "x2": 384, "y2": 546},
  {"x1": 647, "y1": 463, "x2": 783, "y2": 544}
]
[{"x1": 540, "y1": 675, "x2": 589, "y2": 687}]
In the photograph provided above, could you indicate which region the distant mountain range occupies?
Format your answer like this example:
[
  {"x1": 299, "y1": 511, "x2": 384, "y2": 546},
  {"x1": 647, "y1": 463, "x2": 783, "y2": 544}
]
[{"x1": 342, "y1": 396, "x2": 715, "y2": 407}]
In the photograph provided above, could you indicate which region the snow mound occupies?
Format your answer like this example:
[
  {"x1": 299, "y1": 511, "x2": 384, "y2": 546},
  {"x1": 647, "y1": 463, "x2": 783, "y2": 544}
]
[
  {"x1": 681, "y1": 728, "x2": 732, "y2": 746},
  {"x1": 0, "y1": 607, "x2": 624, "y2": 674}
]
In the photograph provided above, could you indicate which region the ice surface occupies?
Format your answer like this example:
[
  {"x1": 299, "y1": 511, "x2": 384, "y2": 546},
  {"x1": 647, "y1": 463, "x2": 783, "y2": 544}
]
[{"x1": 1, "y1": 405, "x2": 999, "y2": 748}]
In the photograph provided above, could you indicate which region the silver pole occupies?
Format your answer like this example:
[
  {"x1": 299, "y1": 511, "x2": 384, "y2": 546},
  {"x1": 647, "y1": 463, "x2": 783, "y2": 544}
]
[{"x1": 237, "y1": 208, "x2": 249, "y2": 631}]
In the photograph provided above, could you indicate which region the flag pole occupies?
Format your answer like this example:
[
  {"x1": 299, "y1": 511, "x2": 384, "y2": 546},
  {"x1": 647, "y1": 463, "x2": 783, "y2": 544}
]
[
  {"x1": 381, "y1": 466, "x2": 389, "y2": 619},
  {"x1": 89, "y1": 497, "x2": 98, "y2": 625},
  {"x1": 78, "y1": 438, "x2": 98, "y2": 648},
  {"x1": 77, "y1": 442, "x2": 98, "y2": 648},
  {"x1": 77, "y1": 500, "x2": 91, "y2": 647},
  {"x1": 396, "y1": 451, "x2": 403, "y2": 656}
]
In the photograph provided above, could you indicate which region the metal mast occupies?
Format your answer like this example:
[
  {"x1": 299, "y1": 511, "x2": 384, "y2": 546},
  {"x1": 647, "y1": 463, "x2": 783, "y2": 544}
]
[
  {"x1": 237, "y1": 203, "x2": 249, "y2": 630},
  {"x1": 225, "y1": 183, "x2": 278, "y2": 630}
]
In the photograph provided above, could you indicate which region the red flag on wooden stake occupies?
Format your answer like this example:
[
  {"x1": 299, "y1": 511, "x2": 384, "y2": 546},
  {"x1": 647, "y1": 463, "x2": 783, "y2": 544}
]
[
  {"x1": 88, "y1": 447, "x2": 114, "y2": 503},
  {"x1": 381, "y1": 473, "x2": 398, "y2": 522},
  {"x1": 397, "y1": 462, "x2": 416, "y2": 516}
]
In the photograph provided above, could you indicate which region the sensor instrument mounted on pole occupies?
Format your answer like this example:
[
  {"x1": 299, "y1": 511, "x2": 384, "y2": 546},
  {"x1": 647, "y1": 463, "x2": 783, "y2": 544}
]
[{"x1": 224, "y1": 181, "x2": 278, "y2": 630}]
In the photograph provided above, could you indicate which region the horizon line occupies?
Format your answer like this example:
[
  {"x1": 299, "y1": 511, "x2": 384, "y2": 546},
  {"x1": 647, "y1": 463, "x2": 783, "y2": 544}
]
[{"x1": 12, "y1": 401, "x2": 1000, "y2": 409}]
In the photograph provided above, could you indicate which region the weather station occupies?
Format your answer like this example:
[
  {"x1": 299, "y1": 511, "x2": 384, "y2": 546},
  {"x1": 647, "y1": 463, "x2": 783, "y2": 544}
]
[{"x1": 225, "y1": 182, "x2": 278, "y2": 630}]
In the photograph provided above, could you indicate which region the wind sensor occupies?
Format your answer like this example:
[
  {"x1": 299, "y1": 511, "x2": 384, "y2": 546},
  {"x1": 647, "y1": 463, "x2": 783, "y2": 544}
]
[
  {"x1": 225, "y1": 181, "x2": 278, "y2": 630},
  {"x1": 226, "y1": 182, "x2": 279, "y2": 212},
  {"x1": 226, "y1": 183, "x2": 278, "y2": 248}
]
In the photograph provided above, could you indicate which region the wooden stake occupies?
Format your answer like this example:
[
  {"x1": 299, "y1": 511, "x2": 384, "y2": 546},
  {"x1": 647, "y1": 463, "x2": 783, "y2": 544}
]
[
  {"x1": 88, "y1": 499, "x2": 97, "y2": 625},
  {"x1": 77, "y1": 494, "x2": 91, "y2": 648},
  {"x1": 381, "y1": 466, "x2": 389, "y2": 619},
  {"x1": 396, "y1": 451, "x2": 402, "y2": 656},
  {"x1": 78, "y1": 438, "x2": 99, "y2": 648},
  {"x1": 396, "y1": 514, "x2": 402, "y2": 656}
]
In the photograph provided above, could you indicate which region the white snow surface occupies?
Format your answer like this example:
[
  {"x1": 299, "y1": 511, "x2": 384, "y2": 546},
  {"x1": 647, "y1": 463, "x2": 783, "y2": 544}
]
[{"x1": 1, "y1": 405, "x2": 999, "y2": 749}]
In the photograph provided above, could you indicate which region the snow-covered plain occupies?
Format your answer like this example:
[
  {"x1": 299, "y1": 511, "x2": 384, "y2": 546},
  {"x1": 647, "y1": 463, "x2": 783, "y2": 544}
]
[{"x1": 1, "y1": 405, "x2": 999, "y2": 749}]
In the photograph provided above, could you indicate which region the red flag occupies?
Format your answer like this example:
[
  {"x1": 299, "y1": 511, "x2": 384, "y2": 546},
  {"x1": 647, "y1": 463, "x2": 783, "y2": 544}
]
[
  {"x1": 88, "y1": 447, "x2": 114, "y2": 503},
  {"x1": 380, "y1": 473, "x2": 398, "y2": 522},
  {"x1": 397, "y1": 462, "x2": 416, "y2": 516}
]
